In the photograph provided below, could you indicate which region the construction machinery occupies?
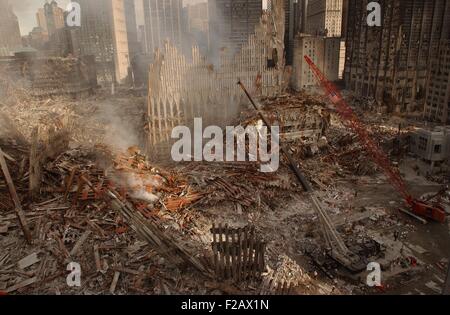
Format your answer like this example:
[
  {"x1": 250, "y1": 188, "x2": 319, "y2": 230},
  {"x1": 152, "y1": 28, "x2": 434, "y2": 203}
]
[
  {"x1": 304, "y1": 55, "x2": 447, "y2": 223},
  {"x1": 238, "y1": 81, "x2": 365, "y2": 272}
]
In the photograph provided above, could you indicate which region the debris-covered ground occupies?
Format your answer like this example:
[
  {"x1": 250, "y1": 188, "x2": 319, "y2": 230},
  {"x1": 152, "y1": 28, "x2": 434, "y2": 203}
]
[{"x1": 0, "y1": 82, "x2": 449, "y2": 295}]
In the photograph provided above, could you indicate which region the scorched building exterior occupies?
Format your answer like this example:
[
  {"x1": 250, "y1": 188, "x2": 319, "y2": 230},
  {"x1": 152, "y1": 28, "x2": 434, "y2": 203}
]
[{"x1": 343, "y1": 0, "x2": 450, "y2": 118}]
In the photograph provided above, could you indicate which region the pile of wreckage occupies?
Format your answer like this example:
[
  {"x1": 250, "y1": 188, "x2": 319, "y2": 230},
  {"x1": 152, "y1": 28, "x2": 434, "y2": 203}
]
[
  {"x1": 1, "y1": 82, "x2": 447, "y2": 295},
  {"x1": 0, "y1": 54, "x2": 97, "y2": 98},
  {"x1": 0, "y1": 126, "x2": 321, "y2": 294},
  {"x1": 0, "y1": 88, "x2": 337, "y2": 294}
]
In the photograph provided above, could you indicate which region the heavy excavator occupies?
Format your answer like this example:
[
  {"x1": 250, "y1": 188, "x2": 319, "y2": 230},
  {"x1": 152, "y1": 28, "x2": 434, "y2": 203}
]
[{"x1": 304, "y1": 55, "x2": 447, "y2": 224}]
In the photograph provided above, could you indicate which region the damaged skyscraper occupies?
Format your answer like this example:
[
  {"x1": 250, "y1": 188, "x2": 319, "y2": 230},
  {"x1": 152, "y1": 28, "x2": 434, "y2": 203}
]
[
  {"x1": 208, "y1": 0, "x2": 263, "y2": 52},
  {"x1": 142, "y1": 0, "x2": 183, "y2": 54},
  {"x1": 307, "y1": 0, "x2": 343, "y2": 36},
  {"x1": 75, "y1": 0, "x2": 130, "y2": 83},
  {"x1": 0, "y1": 0, "x2": 22, "y2": 56},
  {"x1": 124, "y1": 0, "x2": 140, "y2": 59},
  {"x1": 424, "y1": 38, "x2": 450, "y2": 124},
  {"x1": 344, "y1": 0, "x2": 450, "y2": 119},
  {"x1": 283, "y1": 0, "x2": 305, "y2": 65}
]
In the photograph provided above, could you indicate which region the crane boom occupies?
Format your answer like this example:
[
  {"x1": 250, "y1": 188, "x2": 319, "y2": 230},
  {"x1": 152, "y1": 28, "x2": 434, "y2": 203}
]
[{"x1": 304, "y1": 55, "x2": 446, "y2": 223}]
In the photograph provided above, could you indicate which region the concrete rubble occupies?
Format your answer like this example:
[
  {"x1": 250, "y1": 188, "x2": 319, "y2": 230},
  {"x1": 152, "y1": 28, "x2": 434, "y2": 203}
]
[
  {"x1": 0, "y1": 72, "x2": 449, "y2": 295},
  {"x1": 0, "y1": 0, "x2": 448, "y2": 296}
]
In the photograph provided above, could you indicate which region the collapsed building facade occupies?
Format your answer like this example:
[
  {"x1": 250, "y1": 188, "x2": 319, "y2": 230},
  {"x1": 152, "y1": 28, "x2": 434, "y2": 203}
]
[
  {"x1": 208, "y1": 0, "x2": 263, "y2": 52},
  {"x1": 142, "y1": 0, "x2": 183, "y2": 55},
  {"x1": 146, "y1": 1, "x2": 287, "y2": 159},
  {"x1": 343, "y1": 0, "x2": 450, "y2": 119}
]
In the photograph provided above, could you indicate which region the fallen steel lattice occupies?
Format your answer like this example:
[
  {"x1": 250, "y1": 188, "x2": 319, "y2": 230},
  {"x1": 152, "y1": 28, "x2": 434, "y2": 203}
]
[
  {"x1": 81, "y1": 176, "x2": 209, "y2": 275},
  {"x1": 211, "y1": 224, "x2": 266, "y2": 281}
]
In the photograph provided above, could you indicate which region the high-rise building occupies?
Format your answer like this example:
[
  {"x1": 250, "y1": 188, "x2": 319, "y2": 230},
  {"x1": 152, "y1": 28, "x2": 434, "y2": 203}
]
[
  {"x1": 185, "y1": 2, "x2": 208, "y2": 33},
  {"x1": 44, "y1": 0, "x2": 65, "y2": 36},
  {"x1": 36, "y1": 8, "x2": 49, "y2": 34},
  {"x1": 138, "y1": 25, "x2": 146, "y2": 53},
  {"x1": 74, "y1": 0, "x2": 130, "y2": 83},
  {"x1": 344, "y1": 0, "x2": 450, "y2": 113},
  {"x1": 28, "y1": 27, "x2": 49, "y2": 50},
  {"x1": 300, "y1": 0, "x2": 309, "y2": 33},
  {"x1": 208, "y1": 0, "x2": 263, "y2": 52},
  {"x1": 48, "y1": 26, "x2": 80, "y2": 57},
  {"x1": 124, "y1": 0, "x2": 139, "y2": 59},
  {"x1": 284, "y1": 0, "x2": 304, "y2": 65},
  {"x1": 291, "y1": 34, "x2": 340, "y2": 90},
  {"x1": 0, "y1": 0, "x2": 22, "y2": 56},
  {"x1": 307, "y1": 0, "x2": 343, "y2": 37},
  {"x1": 142, "y1": 0, "x2": 183, "y2": 54},
  {"x1": 424, "y1": 40, "x2": 450, "y2": 124},
  {"x1": 182, "y1": 2, "x2": 209, "y2": 53}
]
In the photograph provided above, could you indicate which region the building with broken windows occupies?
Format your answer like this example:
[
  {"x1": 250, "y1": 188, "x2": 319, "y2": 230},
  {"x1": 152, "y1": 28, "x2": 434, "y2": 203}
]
[
  {"x1": 208, "y1": 0, "x2": 263, "y2": 53},
  {"x1": 146, "y1": 1, "x2": 286, "y2": 158},
  {"x1": 0, "y1": 0, "x2": 22, "y2": 56},
  {"x1": 283, "y1": 0, "x2": 305, "y2": 65},
  {"x1": 182, "y1": 2, "x2": 210, "y2": 54},
  {"x1": 142, "y1": 0, "x2": 183, "y2": 55},
  {"x1": 124, "y1": 0, "x2": 139, "y2": 59},
  {"x1": 344, "y1": 0, "x2": 450, "y2": 114},
  {"x1": 424, "y1": 40, "x2": 450, "y2": 124},
  {"x1": 74, "y1": 0, "x2": 130, "y2": 83}
]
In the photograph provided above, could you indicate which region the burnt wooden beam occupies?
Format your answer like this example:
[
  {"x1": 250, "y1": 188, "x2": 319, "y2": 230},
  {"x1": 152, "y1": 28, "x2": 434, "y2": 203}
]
[{"x1": 0, "y1": 146, "x2": 32, "y2": 244}]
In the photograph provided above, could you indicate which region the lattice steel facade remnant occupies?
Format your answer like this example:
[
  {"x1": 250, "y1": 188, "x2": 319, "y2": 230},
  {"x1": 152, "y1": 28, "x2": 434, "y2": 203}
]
[
  {"x1": 211, "y1": 223, "x2": 266, "y2": 282},
  {"x1": 146, "y1": 1, "x2": 287, "y2": 160}
]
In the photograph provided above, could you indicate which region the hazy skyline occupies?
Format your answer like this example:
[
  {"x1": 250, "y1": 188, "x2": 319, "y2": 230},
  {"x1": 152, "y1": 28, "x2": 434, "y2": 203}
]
[
  {"x1": 12, "y1": 0, "x2": 71, "y2": 35},
  {"x1": 12, "y1": 0, "x2": 207, "y2": 36}
]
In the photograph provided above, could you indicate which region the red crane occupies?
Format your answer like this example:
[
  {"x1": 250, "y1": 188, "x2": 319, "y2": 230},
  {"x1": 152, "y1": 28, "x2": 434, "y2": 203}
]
[{"x1": 304, "y1": 55, "x2": 446, "y2": 223}]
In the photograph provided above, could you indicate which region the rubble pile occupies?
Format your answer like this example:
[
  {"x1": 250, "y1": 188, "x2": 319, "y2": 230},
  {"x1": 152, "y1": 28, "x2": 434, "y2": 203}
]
[
  {"x1": 0, "y1": 89, "x2": 146, "y2": 148},
  {"x1": 181, "y1": 162, "x2": 298, "y2": 212},
  {"x1": 240, "y1": 93, "x2": 330, "y2": 154},
  {"x1": 0, "y1": 132, "x2": 318, "y2": 294},
  {"x1": 0, "y1": 138, "x2": 215, "y2": 293},
  {"x1": 0, "y1": 56, "x2": 97, "y2": 97},
  {"x1": 1, "y1": 86, "x2": 448, "y2": 295},
  {"x1": 323, "y1": 126, "x2": 378, "y2": 176}
]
